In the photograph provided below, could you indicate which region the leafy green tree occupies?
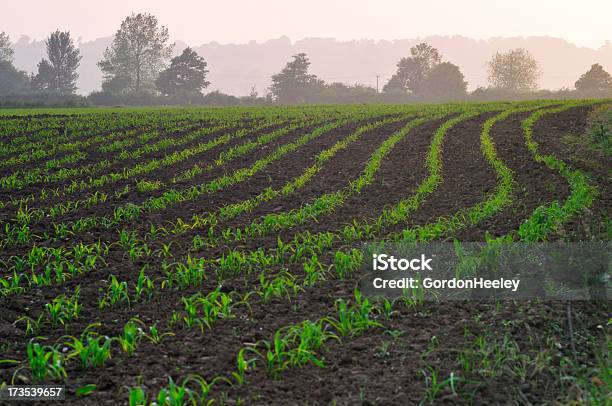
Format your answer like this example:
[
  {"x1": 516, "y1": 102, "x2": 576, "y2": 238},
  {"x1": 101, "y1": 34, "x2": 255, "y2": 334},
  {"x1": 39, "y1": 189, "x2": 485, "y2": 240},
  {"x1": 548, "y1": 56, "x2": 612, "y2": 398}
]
[
  {"x1": 0, "y1": 32, "x2": 14, "y2": 63},
  {"x1": 384, "y1": 43, "x2": 441, "y2": 94},
  {"x1": 32, "y1": 31, "x2": 81, "y2": 93},
  {"x1": 270, "y1": 53, "x2": 325, "y2": 103},
  {"x1": 487, "y1": 48, "x2": 540, "y2": 91},
  {"x1": 0, "y1": 61, "x2": 30, "y2": 95},
  {"x1": 421, "y1": 62, "x2": 467, "y2": 100},
  {"x1": 155, "y1": 47, "x2": 210, "y2": 96},
  {"x1": 98, "y1": 13, "x2": 173, "y2": 93},
  {"x1": 315, "y1": 82, "x2": 378, "y2": 104},
  {"x1": 575, "y1": 63, "x2": 612, "y2": 92},
  {"x1": 0, "y1": 33, "x2": 30, "y2": 95}
]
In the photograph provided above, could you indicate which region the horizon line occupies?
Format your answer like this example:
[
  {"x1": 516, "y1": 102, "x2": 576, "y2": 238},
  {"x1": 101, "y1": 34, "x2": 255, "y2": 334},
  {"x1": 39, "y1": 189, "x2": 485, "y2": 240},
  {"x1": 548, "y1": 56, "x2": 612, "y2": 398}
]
[{"x1": 9, "y1": 33, "x2": 611, "y2": 51}]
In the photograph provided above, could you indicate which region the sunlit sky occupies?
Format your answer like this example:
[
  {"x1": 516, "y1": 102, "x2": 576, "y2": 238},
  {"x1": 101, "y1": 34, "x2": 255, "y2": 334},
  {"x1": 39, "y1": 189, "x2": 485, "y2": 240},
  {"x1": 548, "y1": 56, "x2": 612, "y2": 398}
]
[{"x1": 2, "y1": 0, "x2": 611, "y2": 47}]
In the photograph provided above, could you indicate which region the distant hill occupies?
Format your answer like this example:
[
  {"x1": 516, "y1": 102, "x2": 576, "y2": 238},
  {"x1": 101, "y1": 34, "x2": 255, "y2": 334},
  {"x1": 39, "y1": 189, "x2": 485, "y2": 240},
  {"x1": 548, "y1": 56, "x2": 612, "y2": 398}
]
[{"x1": 12, "y1": 35, "x2": 612, "y2": 96}]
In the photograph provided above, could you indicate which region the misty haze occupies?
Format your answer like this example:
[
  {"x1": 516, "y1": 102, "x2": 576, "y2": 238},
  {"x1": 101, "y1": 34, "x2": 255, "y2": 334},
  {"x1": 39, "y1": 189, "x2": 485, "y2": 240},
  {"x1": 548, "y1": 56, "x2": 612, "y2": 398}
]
[{"x1": 8, "y1": 34, "x2": 612, "y2": 96}]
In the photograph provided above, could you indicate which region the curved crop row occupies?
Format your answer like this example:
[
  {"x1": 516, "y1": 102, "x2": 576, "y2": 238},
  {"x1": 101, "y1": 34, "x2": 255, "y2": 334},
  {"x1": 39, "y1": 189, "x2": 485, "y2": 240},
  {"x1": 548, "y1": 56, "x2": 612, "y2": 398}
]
[
  {"x1": 0, "y1": 113, "x2": 384, "y2": 290},
  {"x1": 2, "y1": 102, "x2": 600, "y2": 406},
  {"x1": 0, "y1": 119, "x2": 247, "y2": 191},
  {"x1": 7, "y1": 106, "x2": 477, "y2": 335},
  {"x1": 0, "y1": 118, "x2": 290, "y2": 227},
  {"x1": 517, "y1": 101, "x2": 598, "y2": 241},
  {"x1": 0, "y1": 118, "x2": 309, "y2": 248},
  {"x1": 6, "y1": 113, "x2": 424, "y2": 332}
]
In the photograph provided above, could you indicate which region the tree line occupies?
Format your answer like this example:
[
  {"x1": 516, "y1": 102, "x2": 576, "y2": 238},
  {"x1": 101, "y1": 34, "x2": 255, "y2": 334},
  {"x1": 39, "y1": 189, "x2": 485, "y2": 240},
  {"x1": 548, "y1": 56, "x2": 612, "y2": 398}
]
[
  {"x1": 1, "y1": 13, "x2": 611, "y2": 107},
  {"x1": 270, "y1": 45, "x2": 611, "y2": 104}
]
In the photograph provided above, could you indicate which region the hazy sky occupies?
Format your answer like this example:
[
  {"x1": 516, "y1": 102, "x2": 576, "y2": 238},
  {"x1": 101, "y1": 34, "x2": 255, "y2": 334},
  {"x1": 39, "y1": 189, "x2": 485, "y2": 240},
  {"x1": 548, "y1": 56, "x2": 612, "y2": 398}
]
[{"x1": 3, "y1": 0, "x2": 611, "y2": 47}]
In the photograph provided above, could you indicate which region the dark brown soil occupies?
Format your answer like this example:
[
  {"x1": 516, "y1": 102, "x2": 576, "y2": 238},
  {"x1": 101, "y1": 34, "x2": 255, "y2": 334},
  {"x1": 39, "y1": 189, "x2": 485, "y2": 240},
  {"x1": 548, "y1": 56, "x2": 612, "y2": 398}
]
[
  {"x1": 0, "y1": 119, "x2": 252, "y2": 205},
  {"x1": 373, "y1": 111, "x2": 500, "y2": 239},
  {"x1": 453, "y1": 110, "x2": 570, "y2": 240},
  {"x1": 533, "y1": 105, "x2": 612, "y2": 241},
  {"x1": 223, "y1": 300, "x2": 608, "y2": 405},
  {"x1": 0, "y1": 116, "x2": 410, "y2": 327},
  {"x1": 0, "y1": 105, "x2": 608, "y2": 406}
]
